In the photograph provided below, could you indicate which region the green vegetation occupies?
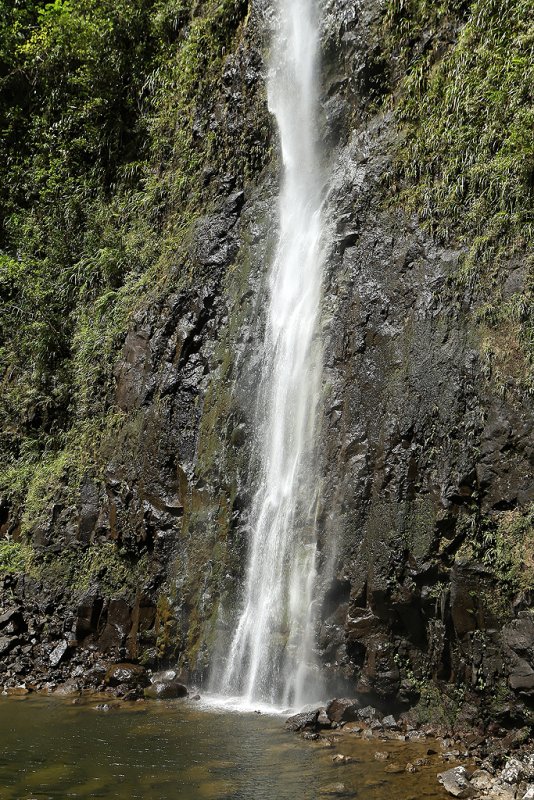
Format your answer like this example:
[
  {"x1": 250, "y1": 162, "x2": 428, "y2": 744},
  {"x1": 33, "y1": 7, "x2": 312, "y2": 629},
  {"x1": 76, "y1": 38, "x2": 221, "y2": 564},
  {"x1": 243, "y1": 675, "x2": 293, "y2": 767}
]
[
  {"x1": 475, "y1": 506, "x2": 534, "y2": 594},
  {"x1": 383, "y1": 0, "x2": 534, "y2": 388},
  {"x1": 0, "y1": 540, "x2": 34, "y2": 574},
  {"x1": 0, "y1": 0, "x2": 266, "y2": 537},
  {"x1": 453, "y1": 505, "x2": 534, "y2": 596}
]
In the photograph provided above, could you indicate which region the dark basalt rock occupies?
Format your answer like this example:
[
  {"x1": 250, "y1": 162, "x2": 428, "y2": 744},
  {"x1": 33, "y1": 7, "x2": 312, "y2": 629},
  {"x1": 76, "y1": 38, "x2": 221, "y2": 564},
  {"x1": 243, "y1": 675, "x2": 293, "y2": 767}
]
[
  {"x1": 285, "y1": 710, "x2": 320, "y2": 732},
  {"x1": 325, "y1": 698, "x2": 361, "y2": 724},
  {"x1": 144, "y1": 680, "x2": 188, "y2": 700},
  {"x1": 105, "y1": 663, "x2": 148, "y2": 689}
]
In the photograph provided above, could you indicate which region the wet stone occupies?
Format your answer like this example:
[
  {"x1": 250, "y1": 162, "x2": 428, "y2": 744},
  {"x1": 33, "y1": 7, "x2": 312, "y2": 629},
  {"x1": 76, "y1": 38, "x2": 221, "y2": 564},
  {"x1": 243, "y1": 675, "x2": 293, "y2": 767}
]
[
  {"x1": 374, "y1": 752, "x2": 389, "y2": 761},
  {"x1": 144, "y1": 680, "x2": 188, "y2": 699},
  {"x1": 438, "y1": 766, "x2": 474, "y2": 798},
  {"x1": 326, "y1": 698, "x2": 360, "y2": 724},
  {"x1": 285, "y1": 709, "x2": 319, "y2": 732},
  {"x1": 332, "y1": 754, "x2": 354, "y2": 766},
  {"x1": 319, "y1": 784, "x2": 357, "y2": 798}
]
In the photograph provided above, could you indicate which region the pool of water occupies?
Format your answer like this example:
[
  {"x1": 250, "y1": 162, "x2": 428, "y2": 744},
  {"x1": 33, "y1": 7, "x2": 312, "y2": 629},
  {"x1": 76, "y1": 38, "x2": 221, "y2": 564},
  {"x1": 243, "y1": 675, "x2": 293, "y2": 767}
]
[{"x1": 0, "y1": 696, "x2": 448, "y2": 799}]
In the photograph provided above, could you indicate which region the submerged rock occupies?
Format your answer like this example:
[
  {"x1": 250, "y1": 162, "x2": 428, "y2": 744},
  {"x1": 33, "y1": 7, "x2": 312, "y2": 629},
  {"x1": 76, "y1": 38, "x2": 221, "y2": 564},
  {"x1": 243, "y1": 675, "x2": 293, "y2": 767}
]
[
  {"x1": 319, "y1": 784, "x2": 357, "y2": 798},
  {"x1": 374, "y1": 751, "x2": 389, "y2": 761},
  {"x1": 384, "y1": 764, "x2": 404, "y2": 774},
  {"x1": 332, "y1": 754, "x2": 354, "y2": 766}
]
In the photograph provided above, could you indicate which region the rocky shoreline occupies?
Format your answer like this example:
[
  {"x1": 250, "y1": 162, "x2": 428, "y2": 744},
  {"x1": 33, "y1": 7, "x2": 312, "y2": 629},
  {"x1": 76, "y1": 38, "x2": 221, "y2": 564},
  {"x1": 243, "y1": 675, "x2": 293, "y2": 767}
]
[{"x1": 285, "y1": 698, "x2": 534, "y2": 800}]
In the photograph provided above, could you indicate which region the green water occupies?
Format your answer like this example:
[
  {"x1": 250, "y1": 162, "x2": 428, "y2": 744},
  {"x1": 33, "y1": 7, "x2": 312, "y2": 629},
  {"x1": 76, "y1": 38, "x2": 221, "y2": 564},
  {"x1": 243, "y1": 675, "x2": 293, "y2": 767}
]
[{"x1": 0, "y1": 697, "x2": 448, "y2": 799}]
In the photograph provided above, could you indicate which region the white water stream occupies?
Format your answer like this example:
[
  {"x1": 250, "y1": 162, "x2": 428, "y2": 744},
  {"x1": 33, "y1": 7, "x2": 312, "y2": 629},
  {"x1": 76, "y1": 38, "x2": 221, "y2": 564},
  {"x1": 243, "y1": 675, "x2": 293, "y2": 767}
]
[{"x1": 219, "y1": 0, "x2": 325, "y2": 709}]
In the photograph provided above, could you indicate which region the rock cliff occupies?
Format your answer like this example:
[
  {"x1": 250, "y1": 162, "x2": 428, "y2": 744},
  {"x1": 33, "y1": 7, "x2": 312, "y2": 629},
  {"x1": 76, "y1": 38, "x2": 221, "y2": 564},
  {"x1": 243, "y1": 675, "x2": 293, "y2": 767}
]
[{"x1": 0, "y1": 0, "x2": 532, "y2": 731}]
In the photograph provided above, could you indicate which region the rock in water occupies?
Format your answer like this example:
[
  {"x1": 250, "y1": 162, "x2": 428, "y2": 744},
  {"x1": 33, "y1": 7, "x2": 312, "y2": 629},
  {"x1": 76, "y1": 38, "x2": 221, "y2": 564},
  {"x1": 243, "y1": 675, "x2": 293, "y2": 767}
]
[
  {"x1": 438, "y1": 767, "x2": 474, "y2": 798},
  {"x1": 285, "y1": 710, "x2": 319, "y2": 732},
  {"x1": 144, "y1": 681, "x2": 187, "y2": 699},
  {"x1": 374, "y1": 751, "x2": 389, "y2": 761},
  {"x1": 319, "y1": 784, "x2": 357, "y2": 798},
  {"x1": 332, "y1": 754, "x2": 354, "y2": 766}
]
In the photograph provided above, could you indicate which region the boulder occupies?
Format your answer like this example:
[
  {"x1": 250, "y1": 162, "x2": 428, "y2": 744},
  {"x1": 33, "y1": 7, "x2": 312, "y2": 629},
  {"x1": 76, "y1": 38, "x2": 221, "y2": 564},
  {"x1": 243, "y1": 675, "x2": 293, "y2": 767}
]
[
  {"x1": 144, "y1": 680, "x2": 188, "y2": 699},
  {"x1": 318, "y1": 709, "x2": 331, "y2": 727},
  {"x1": 357, "y1": 705, "x2": 382, "y2": 723},
  {"x1": 469, "y1": 770, "x2": 493, "y2": 791},
  {"x1": 5, "y1": 686, "x2": 29, "y2": 696},
  {"x1": 437, "y1": 767, "x2": 474, "y2": 798},
  {"x1": 285, "y1": 709, "x2": 319, "y2": 732},
  {"x1": 0, "y1": 635, "x2": 15, "y2": 656},
  {"x1": 0, "y1": 608, "x2": 24, "y2": 634},
  {"x1": 325, "y1": 698, "x2": 360, "y2": 724}
]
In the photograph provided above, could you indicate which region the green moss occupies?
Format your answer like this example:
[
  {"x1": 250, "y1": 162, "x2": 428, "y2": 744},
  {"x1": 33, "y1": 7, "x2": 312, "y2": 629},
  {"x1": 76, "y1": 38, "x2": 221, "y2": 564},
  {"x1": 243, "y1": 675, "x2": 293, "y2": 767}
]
[
  {"x1": 0, "y1": 541, "x2": 34, "y2": 574},
  {"x1": 73, "y1": 542, "x2": 149, "y2": 595}
]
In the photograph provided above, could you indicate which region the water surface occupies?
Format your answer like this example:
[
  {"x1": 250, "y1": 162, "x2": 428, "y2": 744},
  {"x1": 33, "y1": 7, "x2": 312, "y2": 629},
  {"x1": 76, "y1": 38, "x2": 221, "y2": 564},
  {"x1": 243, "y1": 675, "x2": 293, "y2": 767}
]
[{"x1": 0, "y1": 697, "x2": 448, "y2": 800}]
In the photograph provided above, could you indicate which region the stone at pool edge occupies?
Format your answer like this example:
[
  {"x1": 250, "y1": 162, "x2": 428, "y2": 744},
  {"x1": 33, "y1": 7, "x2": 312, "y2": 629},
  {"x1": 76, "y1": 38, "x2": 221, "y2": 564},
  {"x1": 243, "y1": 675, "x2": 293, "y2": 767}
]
[
  {"x1": 285, "y1": 709, "x2": 320, "y2": 732},
  {"x1": 438, "y1": 766, "x2": 475, "y2": 798},
  {"x1": 144, "y1": 680, "x2": 188, "y2": 699},
  {"x1": 325, "y1": 698, "x2": 361, "y2": 724}
]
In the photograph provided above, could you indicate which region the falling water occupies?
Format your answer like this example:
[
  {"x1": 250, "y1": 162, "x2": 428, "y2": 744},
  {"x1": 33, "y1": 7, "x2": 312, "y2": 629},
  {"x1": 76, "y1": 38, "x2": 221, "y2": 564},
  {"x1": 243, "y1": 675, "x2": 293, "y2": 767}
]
[{"x1": 220, "y1": 0, "x2": 325, "y2": 709}]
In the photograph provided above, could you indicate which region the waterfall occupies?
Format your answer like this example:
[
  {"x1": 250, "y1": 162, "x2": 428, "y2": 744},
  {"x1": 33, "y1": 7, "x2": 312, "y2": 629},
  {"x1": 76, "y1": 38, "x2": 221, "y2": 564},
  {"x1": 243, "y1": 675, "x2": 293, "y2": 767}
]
[{"x1": 219, "y1": 0, "x2": 325, "y2": 709}]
